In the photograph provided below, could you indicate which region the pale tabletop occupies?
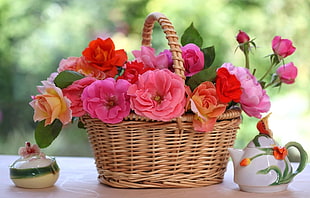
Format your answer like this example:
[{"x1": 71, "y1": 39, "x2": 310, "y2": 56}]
[{"x1": 0, "y1": 155, "x2": 309, "y2": 198}]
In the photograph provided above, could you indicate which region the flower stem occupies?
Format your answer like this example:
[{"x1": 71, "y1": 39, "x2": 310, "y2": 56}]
[
  {"x1": 259, "y1": 54, "x2": 280, "y2": 82},
  {"x1": 244, "y1": 50, "x2": 250, "y2": 69},
  {"x1": 259, "y1": 62, "x2": 274, "y2": 82}
]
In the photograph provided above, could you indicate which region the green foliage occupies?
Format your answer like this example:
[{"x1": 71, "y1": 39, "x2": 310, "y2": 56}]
[
  {"x1": 181, "y1": 23, "x2": 217, "y2": 90},
  {"x1": 54, "y1": 71, "x2": 84, "y2": 89},
  {"x1": 35, "y1": 119, "x2": 63, "y2": 148},
  {"x1": 181, "y1": 23, "x2": 203, "y2": 47},
  {"x1": 186, "y1": 65, "x2": 219, "y2": 91},
  {"x1": 201, "y1": 46, "x2": 215, "y2": 69}
]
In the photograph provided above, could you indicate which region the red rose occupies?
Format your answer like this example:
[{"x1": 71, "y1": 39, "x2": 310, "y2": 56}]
[
  {"x1": 118, "y1": 60, "x2": 154, "y2": 84},
  {"x1": 215, "y1": 67, "x2": 242, "y2": 103},
  {"x1": 82, "y1": 38, "x2": 127, "y2": 78}
]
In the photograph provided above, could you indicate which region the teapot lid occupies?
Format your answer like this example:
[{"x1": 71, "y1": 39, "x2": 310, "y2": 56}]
[
  {"x1": 10, "y1": 142, "x2": 52, "y2": 169},
  {"x1": 247, "y1": 113, "x2": 278, "y2": 148},
  {"x1": 246, "y1": 134, "x2": 278, "y2": 148}
]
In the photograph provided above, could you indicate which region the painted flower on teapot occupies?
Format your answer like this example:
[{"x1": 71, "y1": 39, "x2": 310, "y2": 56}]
[{"x1": 228, "y1": 113, "x2": 308, "y2": 193}]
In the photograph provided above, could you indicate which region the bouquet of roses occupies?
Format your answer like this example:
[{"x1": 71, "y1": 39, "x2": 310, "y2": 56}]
[{"x1": 30, "y1": 24, "x2": 297, "y2": 148}]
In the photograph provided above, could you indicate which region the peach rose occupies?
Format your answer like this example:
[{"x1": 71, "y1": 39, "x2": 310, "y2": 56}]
[
  {"x1": 190, "y1": 81, "x2": 226, "y2": 132},
  {"x1": 29, "y1": 81, "x2": 72, "y2": 126}
]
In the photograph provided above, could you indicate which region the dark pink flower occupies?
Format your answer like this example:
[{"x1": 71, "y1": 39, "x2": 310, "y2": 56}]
[
  {"x1": 81, "y1": 78, "x2": 131, "y2": 124},
  {"x1": 181, "y1": 44, "x2": 204, "y2": 77},
  {"x1": 159, "y1": 49, "x2": 173, "y2": 69},
  {"x1": 272, "y1": 36, "x2": 296, "y2": 58},
  {"x1": 236, "y1": 30, "x2": 250, "y2": 44},
  {"x1": 127, "y1": 69, "x2": 186, "y2": 121},
  {"x1": 62, "y1": 77, "x2": 97, "y2": 117},
  {"x1": 276, "y1": 62, "x2": 298, "y2": 84}
]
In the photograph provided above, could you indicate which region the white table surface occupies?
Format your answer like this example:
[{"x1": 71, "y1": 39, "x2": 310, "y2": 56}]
[{"x1": 0, "y1": 155, "x2": 309, "y2": 198}]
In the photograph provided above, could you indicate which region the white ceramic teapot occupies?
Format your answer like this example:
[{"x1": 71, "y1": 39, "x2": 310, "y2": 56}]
[{"x1": 228, "y1": 114, "x2": 308, "y2": 193}]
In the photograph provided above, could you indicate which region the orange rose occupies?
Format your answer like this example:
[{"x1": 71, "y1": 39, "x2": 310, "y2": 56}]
[
  {"x1": 273, "y1": 146, "x2": 288, "y2": 160},
  {"x1": 190, "y1": 81, "x2": 227, "y2": 132},
  {"x1": 29, "y1": 81, "x2": 72, "y2": 126},
  {"x1": 75, "y1": 56, "x2": 107, "y2": 79},
  {"x1": 82, "y1": 38, "x2": 127, "y2": 78},
  {"x1": 58, "y1": 56, "x2": 107, "y2": 80}
]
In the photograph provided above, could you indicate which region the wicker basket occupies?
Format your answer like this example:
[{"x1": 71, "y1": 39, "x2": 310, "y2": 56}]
[{"x1": 81, "y1": 12, "x2": 241, "y2": 188}]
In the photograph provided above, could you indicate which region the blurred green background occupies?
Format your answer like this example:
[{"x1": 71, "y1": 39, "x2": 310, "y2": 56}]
[{"x1": 0, "y1": 0, "x2": 309, "y2": 158}]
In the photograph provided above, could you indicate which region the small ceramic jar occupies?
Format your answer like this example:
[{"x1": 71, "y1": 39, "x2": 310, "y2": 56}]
[{"x1": 9, "y1": 142, "x2": 60, "y2": 188}]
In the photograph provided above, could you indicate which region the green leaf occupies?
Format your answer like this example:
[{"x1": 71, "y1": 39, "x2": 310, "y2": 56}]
[
  {"x1": 201, "y1": 46, "x2": 215, "y2": 68},
  {"x1": 181, "y1": 22, "x2": 203, "y2": 47},
  {"x1": 35, "y1": 119, "x2": 63, "y2": 148},
  {"x1": 186, "y1": 65, "x2": 220, "y2": 90},
  {"x1": 54, "y1": 70, "x2": 84, "y2": 89},
  {"x1": 257, "y1": 165, "x2": 282, "y2": 185}
]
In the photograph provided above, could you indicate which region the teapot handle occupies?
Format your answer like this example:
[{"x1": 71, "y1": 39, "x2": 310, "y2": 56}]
[{"x1": 285, "y1": 141, "x2": 308, "y2": 177}]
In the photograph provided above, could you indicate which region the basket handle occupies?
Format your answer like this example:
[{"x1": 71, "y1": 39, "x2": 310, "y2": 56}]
[{"x1": 142, "y1": 12, "x2": 185, "y2": 80}]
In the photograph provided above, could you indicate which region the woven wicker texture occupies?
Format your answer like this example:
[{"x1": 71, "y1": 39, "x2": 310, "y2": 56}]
[{"x1": 82, "y1": 12, "x2": 241, "y2": 188}]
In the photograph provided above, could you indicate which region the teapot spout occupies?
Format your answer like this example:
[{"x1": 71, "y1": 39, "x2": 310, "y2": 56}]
[{"x1": 228, "y1": 148, "x2": 244, "y2": 167}]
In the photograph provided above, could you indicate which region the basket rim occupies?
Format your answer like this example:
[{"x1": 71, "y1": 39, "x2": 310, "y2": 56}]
[{"x1": 82, "y1": 107, "x2": 241, "y2": 123}]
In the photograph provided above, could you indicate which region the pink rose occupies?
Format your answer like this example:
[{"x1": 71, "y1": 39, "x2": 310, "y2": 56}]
[
  {"x1": 58, "y1": 57, "x2": 79, "y2": 72},
  {"x1": 159, "y1": 49, "x2": 173, "y2": 69},
  {"x1": 236, "y1": 30, "x2": 250, "y2": 44},
  {"x1": 221, "y1": 63, "x2": 270, "y2": 118},
  {"x1": 181, "y1": 43, "x2": 204, "y2": 77},
  {"x1": 276, "y1": 62, "x2": 298, "y2": 84},
  {"x1": 132, "y1": 46, "x2": 169, "y2": 69},
  {"x1": 29, "y1": 81, "x2": 72, "y2": 126},
  {"x1": 272, "y1": 36, "x2": 296, "y2": 58},
  {"x1": 127, "y1": 69, "x2": 186, "y2": 121},
  {"x1": 62, "y1": 77, "x2": 96, "y2": 117},
  {"x1": 81, "y1": 78, "x2": 131, "y2": 124}
]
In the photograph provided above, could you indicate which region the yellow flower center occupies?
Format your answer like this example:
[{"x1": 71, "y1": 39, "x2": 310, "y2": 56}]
[
  {"x1": 106, "y1": 97, "x2": 117, "y2": 108},
  {"x1": 154, "y1": 95, "x2": 162, "y2": 103}
]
